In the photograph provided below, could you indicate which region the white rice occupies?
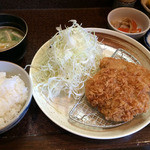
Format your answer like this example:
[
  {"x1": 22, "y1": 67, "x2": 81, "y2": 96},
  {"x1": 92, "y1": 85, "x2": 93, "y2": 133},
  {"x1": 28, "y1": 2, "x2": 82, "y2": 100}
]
[{"x1": 0, "y1": 72, "x2": 28, "y2": 129}]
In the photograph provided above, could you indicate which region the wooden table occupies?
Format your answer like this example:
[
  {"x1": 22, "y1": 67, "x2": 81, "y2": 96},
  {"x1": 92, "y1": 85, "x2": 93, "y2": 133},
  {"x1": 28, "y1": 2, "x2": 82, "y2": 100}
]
[{"x1": 0, "y1": 5, "x2": 150, "y2": 150}]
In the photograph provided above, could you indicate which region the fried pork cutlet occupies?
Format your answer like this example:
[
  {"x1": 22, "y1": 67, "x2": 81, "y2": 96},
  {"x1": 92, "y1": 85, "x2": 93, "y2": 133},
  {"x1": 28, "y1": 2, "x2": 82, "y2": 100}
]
[{"x1": 85, "y1": 57, "x2": 150, "y2": 122}]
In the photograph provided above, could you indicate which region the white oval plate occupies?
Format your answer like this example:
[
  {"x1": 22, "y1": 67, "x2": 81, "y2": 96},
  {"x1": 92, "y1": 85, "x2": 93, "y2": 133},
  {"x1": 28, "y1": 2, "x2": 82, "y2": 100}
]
[{"x1": 30, "y1": 28, "x2": 150, "y2": 139}]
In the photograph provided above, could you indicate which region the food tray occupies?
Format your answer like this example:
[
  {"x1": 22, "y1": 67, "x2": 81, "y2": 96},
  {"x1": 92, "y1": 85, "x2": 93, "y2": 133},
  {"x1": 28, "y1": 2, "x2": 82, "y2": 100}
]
[{"x1": 69, "y1": 48, "x2": 140, "y2": 128}]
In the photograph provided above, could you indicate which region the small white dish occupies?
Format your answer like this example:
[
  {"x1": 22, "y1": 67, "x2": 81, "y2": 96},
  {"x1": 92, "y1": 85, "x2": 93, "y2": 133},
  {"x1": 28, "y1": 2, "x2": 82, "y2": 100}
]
[{"x1": 107, "y1": 7, "x2": 150, "y2": 40}]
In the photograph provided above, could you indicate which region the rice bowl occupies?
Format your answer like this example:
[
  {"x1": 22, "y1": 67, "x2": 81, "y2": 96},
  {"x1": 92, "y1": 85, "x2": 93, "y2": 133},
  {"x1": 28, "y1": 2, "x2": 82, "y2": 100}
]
[{"x1": 0, "y1": 61, "x2": 32, "y2": 134}]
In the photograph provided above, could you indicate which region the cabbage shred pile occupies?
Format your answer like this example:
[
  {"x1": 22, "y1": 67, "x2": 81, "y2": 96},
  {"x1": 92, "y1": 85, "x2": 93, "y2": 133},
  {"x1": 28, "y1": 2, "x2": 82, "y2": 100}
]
[{"x1": 37, "y1": 20, "x2": 103, "y2": 101}]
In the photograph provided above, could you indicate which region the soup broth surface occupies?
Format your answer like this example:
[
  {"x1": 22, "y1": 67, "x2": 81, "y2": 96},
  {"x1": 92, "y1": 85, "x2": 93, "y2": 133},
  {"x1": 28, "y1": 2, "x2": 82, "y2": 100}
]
[{"x1": 0, "y1": 26, "x2": 24, "y2": 52}]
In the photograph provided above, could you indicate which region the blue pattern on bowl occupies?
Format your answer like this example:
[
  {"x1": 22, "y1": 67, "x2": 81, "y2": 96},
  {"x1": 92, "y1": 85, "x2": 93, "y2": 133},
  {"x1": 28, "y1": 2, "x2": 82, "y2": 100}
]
[{"x1": 144, "y1": 29, "x2": 150, "y2": 50}]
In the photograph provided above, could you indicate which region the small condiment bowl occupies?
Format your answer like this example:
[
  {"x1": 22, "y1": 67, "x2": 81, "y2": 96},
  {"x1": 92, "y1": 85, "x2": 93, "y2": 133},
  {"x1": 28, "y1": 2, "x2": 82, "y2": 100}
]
[
  {"x1": 144, "y1": 29, "x2": 150, "y2": 50},
  {"x1": 141, "y1": 0, "x2": 150, "y2": 14},
  {"x1": 107, "y1": 7, "x2": 150, "y2": 40},
  {"x1": 0, "y1": 13, "x2": 28, "y2": 62},
  {"x1": 0, "y1": 61, "x2": 32, "y2": 134}
]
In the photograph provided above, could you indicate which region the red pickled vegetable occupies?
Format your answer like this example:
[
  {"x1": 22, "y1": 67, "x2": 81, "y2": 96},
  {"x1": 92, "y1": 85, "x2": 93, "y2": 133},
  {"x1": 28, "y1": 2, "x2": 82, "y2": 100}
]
[
  {"x1": 131, "y1": 19, "x2": 137, "y2": 31},
  {"x1": 118, "y1": 28, "x2": 130, "y2": 33},
  {"x1": 112, "y1": 17, "x2": 142, "y2": 33}
]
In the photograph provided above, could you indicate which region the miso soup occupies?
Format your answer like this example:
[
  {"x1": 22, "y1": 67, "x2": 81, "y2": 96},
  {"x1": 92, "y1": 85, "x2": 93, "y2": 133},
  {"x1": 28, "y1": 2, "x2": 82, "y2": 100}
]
[{"x1": 0, "y1": 26, "x2": 24, "y2": 52}]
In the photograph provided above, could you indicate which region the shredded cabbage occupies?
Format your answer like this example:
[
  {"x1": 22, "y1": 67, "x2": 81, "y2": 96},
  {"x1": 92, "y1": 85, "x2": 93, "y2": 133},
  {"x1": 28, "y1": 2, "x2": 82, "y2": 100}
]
[{"x1": 36, "y1": 20, "x2": 103, "y2": 101}]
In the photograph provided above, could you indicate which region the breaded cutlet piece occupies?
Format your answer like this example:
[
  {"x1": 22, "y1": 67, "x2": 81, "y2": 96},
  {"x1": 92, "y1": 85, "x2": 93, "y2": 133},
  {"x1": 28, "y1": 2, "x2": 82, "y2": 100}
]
[
  {"x1": 100, "y1": 57, "x2": 150, "y2": 87},
  {"x1": 85, "y1": 57, "x2": 150, "y2": 122}
]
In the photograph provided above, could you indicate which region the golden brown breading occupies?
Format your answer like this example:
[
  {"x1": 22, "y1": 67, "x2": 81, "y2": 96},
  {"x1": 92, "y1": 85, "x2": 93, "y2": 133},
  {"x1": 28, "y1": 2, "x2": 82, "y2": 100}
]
[{"x1": 85, "y1": 57, "x2": 150, "y2": 122}]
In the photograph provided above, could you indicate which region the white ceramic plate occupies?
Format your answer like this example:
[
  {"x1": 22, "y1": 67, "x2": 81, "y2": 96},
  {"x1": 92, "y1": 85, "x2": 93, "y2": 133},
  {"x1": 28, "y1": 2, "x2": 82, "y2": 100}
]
[{"x1": 30, "y1": 28, "x2": 150, "y2": 139}]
